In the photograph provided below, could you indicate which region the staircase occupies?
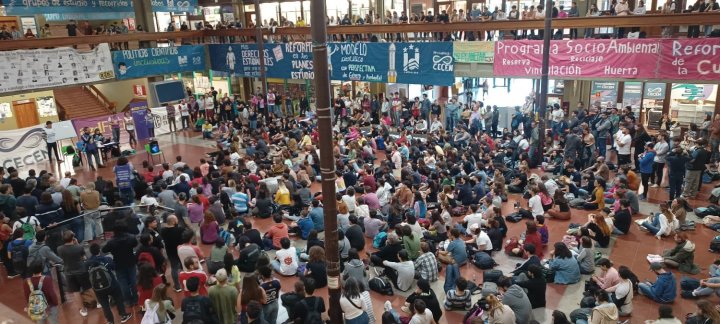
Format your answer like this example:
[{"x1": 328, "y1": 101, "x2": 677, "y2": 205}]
[{"x1": 54, "y1": 86, "x2": 115, "y2": 120}]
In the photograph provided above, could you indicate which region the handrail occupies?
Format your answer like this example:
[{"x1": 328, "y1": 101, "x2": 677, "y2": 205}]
[
  {"x1": 85, "y1": 85, "x2": 116, "y2": 114},
  {"x1": 0, "y1": 13, "x2": 716, "y2": 51},
  {"x1": 55, "y1": 99, "x2": 67, "y2": 120}
]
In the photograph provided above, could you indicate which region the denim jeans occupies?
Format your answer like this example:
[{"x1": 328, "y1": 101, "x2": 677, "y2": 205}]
[
  {"x1": 35, "y1": 305, "x2": 58, "y2": 324},
  {"x1": 83, "y1": 211, "x2": 103, "y2": 242},
  {"x1": 638, "y1": 282, "x2": 657, "y2": 300},
  {"x1": 249, "y1": 120, "x2": 257, "y2": 130},
  {"x1": 596, "y1": 137, "x2": 606, "y2": 160},
  {"x1": 693, "y1": 277, "x2": 720, "y2": 297},
  {"x1": 71, "y1": 217, "x2": 85, "y2": 243},
  {"x1": 446, "y1": 117, "x2": 456, "y2": 133},
  {"x1": 263, "y1": 300, "x2": 279, "y2": 324},
  {"x1": 86, "y1": 150, "x2": 101, "y2": 168},
  {"x1": 115, "y1": 266, "x2": 138, "y2": 305},
  {"x1": 668, "y1": 176, "x2": 683, "y2": 200},
  {"x1": 641, "y1": 214, "x2": 661, "y2": 235},
  {"x1": 119, "y1": 188, "x2": 134, "y2": 206},
  {"x1": 97, "y1": 285, "x2": 129, "y2": 323},
  {"x1": 112, "y1": 128, "x2": 120, "y2": 143},
  {"x1": 612, "y1": 226, "x2": 625, "y2": 235},
  {"x1": 444, "y1": 263, "x2": 460, "y2": 293}
]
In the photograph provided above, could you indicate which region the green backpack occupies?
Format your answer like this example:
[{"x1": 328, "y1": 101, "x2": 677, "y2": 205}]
[{"x1": 18, "y1": 216, "x2": 36, "y2": 241}]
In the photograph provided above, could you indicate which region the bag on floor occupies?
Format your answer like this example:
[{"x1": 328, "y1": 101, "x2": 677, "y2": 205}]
[
  {"x1": 710, "y1": 236, "x2": 720, "y2": 253},
  {"x1": 696, "y1": 205, "x2": 720, "y2": 218},
  {"x1": 680, "y1": 276, "x2": 701, "y2": 291},
  {"x1": 483, "y1": 269, "x2": 504, "y2": 284},
  {"x1": 472, "y1": 252, "x2": 495, "y2": 270},
  {"x1": 505, "y1": 213, "x2": 523, "y2": 223},
  {"x1": 369, "y1": 276, "x2": 394, "y2": 296},
  {"x1": 463, "y1": 299, "x2": 486, "y2": 324},
  {"x1": 373, "y1": 231, "x2": 387, "y2": 249},
  {"x1": 481, "y1": 282, "x2": 498, "y2": 296},
  {"x1": 544, "y1": 267, "x2": 556, "y2": 283}
]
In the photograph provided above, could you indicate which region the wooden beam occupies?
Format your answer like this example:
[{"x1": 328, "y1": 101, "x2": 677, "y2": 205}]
[{"x1": 0, "y1": 13, "x2": 716, "y2": 51}]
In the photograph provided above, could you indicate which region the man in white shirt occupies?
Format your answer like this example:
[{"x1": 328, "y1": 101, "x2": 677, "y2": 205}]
[
  {"x1": 376, "y1": 178, "x2": 392, "y2": 213},
  {"x1": 615, "y1": 126, "x2": 632, "y2": 166},
  {"x1": 475, "y1": 228, "x2": 493, "y2": 253},
  {"x1": 59, "y1": 172, "x2": 72, "y2": 188},
  {"x1": 429, "y1": 116, "x2": 444, "y2": 133},
  {"x1": 271, "y1": 237, "x2": 298, "y2": 276},
  {"x1": 527, "y1": 187, "x2": 545, "y2": 220},
  {"x1": 179, "y1": 100, "x2": 190, "y2": 130},
  {"x1": 542, "y1": 175, "x2": 559, "y2": 197},
  {"x1": 462, "y1": 205, "x2": 485, "y2": 232},
  {"x1": 43, "y1": 121, "x2": 62, "y2": 163}
]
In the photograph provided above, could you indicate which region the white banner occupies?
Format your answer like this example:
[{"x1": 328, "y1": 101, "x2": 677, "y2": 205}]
[
  {"x1": 0, "y1": 125, "x2": 50, "y2": 170},
  {"x1": 150, "y1": 106, "x2": 182, "y2": 136},
  {"x1": 0, "y1": 43, "x2": 115, "y2": 94}
]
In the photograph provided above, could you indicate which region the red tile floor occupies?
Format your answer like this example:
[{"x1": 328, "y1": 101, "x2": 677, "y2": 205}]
[{"x1": 0, "y1": 130, "x2": 717, "y2": 323}]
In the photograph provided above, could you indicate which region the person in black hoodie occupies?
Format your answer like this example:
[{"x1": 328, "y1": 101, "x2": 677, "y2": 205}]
[
  {"x1": 102, "y1": 220, "x2": 139, "y2": 306},
  {"x1": 402, "y1": 279, "x2": 443, "y2": 323},
  {"x1": 517, "y1": 264, "x2": 547, "y2": 309},
  {"x1": 136, "y1": 233, "x2": 166, "y2": 275},
  {"x1": 665, "y1": 143, "x2": 689, "y2": 201},
  {"x1": 511, "y1": 243, "x2": 541, "y2": 281},
  {"x1": 236, "y1": 236, "x2": 261, "y2": 274},
  {"x1": 368, "y1": 232, "x2": 403, "y2": 267}
]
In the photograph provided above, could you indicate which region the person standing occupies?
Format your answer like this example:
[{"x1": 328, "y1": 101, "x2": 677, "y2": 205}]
[
  {"x1": 445, "y1": 98, "x2": 460, "y2": 132},
  {"x1": 145, "y1": 108, "x2": 156, "y2": 138},
  {"x1": 57, "y1": 231, "x2": 92, "y2": 317},
  {"x1": 109, "y1": 116, "x2": 121, "y2": 144},
  {"x1": 23, "y1": 261, "x2": 60, "y2": 323},
  {"x1": 165, "y1": 103, "x2": 177, "y2": 133},
  {"x1": 682, "y1": 138, "x2": 710, "y2": 199},
  {"x1": 123, "y1": 111, "x2": 137, "y2": 147},
  {"x1": 651, "y1": 134, "x2": 669, "y2": 188},
  {"x1": 102, "y1": 224, "x2": 139, "y2": 307},
  {"x1": 595, "y1": 111, "x2": 612, "y2": 160},
  {"x1": 180, "y1": 100, "x2": 190, "y2": 130},
  {"x1": 209, "y1": 269, "x2": 239, "y2": 324},
  {"x1": 80, "y1": 127, "x2": 103, "y2": 171},
  {"x1": 42, "y1": 121, "x2": 62, "y2": 163},
  {"x1": 86, "y1": 243, "x2": 133, "y2": 324},
  {"x1": 665, "y1": 144, "x2": 689, "y2": 201},
  {"x1": 160, "y1": 216, "x2": 185, "y2": 292},
  {"x1": 615, "y1": 126, "x2": 632, "y2": 166}
]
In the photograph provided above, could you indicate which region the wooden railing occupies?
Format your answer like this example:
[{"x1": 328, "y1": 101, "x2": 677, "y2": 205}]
[
  {"x1": 85, "y1": 85, "x2": 116, "y2": 114},
  {"x1": 0, "y1": 13, "x2": 716, "y2": 51}
]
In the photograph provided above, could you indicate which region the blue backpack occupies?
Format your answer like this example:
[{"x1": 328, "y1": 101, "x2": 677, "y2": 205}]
[{"x1": 373, "y1": 232, "x2": 387, "y2": 249}]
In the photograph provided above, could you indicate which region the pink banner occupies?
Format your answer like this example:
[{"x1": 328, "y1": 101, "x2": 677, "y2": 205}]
[
  {"x1": 658, "y1": 38, "x2": 720, "y2": 81},
  {"x1": 494, "y1": 39, "x2": 660, "y2": 79}
]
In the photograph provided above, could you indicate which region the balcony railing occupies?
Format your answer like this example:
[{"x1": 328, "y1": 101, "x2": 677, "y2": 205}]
[{"x1": 0, "y1": 13, "x2": 716, "y2": 51}]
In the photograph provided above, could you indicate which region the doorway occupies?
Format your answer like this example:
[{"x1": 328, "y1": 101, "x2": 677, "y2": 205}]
[{"x1": 13, "y1": 100, "x2": 39, "y2": 128}]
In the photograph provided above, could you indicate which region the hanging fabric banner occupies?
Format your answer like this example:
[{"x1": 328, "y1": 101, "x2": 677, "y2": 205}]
[{"x1": 113, "y1": 46, "x2": 206, "y2": 80}]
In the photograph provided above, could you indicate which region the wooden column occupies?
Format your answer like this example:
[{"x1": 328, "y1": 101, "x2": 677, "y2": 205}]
[
  {"x1": 715, "y1": 84, "x2": 720, "y2": 116},
  {"x1": 662, "y1": 82, "x2": 671, "y2": 116}
]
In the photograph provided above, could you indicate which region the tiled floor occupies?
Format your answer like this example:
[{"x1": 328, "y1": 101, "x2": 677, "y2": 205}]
[{"x1": 1, "y1": 129, "x2": 718, "y2": 324}]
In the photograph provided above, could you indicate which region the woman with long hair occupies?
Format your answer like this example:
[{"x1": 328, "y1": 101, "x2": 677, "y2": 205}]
[
  {"x1": 137, "y1": 262, "x2": 163, "y2": 307},
  {"x1": 145, "y1": 284, "x2": 175, "y2": 323},
  {"x1": 240, "y1": 274, "x2": 267, "y2": 322},
  {"x1": 61, "y1": 189, "x2": 84, "y2": 242},
  {"x1": 687, "y1": 299, "x2": 720, "y2": 324},
  {"x1": 581, "y1": 213, "x2": 611, "y2": 248},
  {"x1": 199, "y1": 210, "x2": 219, "y2": 245},
  {"x1": 304, "y1": 246, "x2": 328, "y2": 288},
  {"x1": 424, "y1": 210, "x2": 447, "y2": 243},
  {"x1": 640, "y1": 202, "x2": 679, "y2": 239},
  {"x1": 486, "y1": 294, "x2": 516, "y2": 323},
  {"x1": 340, "y1": 277, "x2": 370, "y2": 324},
  {"x1": 547, "y1": 242, "x2": 581, "y2": 284},
  {"x1": 670, "y1": 197, "x2": 689, "y2": 229},
  {"x1": 546, "y1": 189, "x2": 571, "y2": 220}
]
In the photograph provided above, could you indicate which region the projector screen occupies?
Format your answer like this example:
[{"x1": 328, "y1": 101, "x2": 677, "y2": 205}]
[{"x1": 152, "y1": 80, "x2": 186, "y2": 105}]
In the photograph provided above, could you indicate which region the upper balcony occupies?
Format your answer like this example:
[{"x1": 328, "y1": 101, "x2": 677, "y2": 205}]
[{"x1": 0, "y1": 12, "x2": 717, "y2": 51}]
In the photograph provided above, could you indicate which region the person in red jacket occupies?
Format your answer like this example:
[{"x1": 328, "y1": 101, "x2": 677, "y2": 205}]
[{"x1": 522, "y1": 220, "x2": 544, "y2": 260}]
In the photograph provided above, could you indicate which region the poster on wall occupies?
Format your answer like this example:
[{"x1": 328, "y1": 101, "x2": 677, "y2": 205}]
[
  {"x1": 36, "y1": 97, "x2": 58, "y2": 118},
  {"x1": 590, "y1": 81, "x2": 618, "y2": 109},
  {"x1": 644, "y1": 82, "x2": 666, "y2": 99},
  {"x1": 0, "y1": 43, "x2": 115, "y2": 94},
  {"x1": 0, "y1": 102, "x2": 12, "y2": 119},
  {"x1": 150, "y1": 106, "x2": 182, "y2": 136},
  {"x1": 0, "y1": 125, "x2": 50, "y2": 170},
  {"x1": 112, "y1": 46, "x2": 206, "y2": 80}
]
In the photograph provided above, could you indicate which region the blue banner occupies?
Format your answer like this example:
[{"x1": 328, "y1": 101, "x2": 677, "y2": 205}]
[
  {"x1": 208, "y1": 44, "x2": 267, "y2": 78},
  {"x1": 394, "y1": 42, "x2": 454, "y2": 85},
  {"x1": 330, "y1": 42, "x2": 389, "y2": 83},
  {"x1": 209, "y1": 42, "x2": 455, "y2": 85},
  {"x1": 3, "y1": 0, "x2": 196, "y2": 14},
  {"x1": 112, "y1": 46, "x2": 206, "y2": 80}
]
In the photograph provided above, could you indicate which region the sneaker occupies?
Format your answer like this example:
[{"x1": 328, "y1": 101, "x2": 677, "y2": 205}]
[
  {"x1": 651, "y1": 184, "x2": 659, "y2": 188},
  {"x1": 174, "y1": 287, "x2": 183, "y2": 293},
  {"x1": 80, "y1": 307, "x2": 88, "y2": 317},
  {"x1": 384, "y1": 301, "x2": 393, "y2": 312},
  {"x1": 97, "y1": 303, "x2": 102, "y2": 309},
  {"x1": 401, "y1": 306, "x2": 411, "y2": 313},
  {"x1": 120, "y1": 313, "x2": 133, "y2": 323},
  {"x1": 6, "y1": 273, "x2": 19, "y2": 279}
]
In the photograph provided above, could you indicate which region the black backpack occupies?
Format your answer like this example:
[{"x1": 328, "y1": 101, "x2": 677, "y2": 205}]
[
  {"x1": 710, "y1": 236, "x2": 720, "y2": 253},
  {"x1": 472, "y1": 252, "x2": 495, "y2": 269},
  {"x1": 88, "y1": 262, "x2": 114, "y2": 294},
  {"x1": 300, "y1": 298, "x2": 324, "y2": 324},
  {"x1": 369, "y1": 276, "x2": 394, "y2": 296},
  {"x1": 11, "y1": 241, "x2": 29, "y2": 275}
]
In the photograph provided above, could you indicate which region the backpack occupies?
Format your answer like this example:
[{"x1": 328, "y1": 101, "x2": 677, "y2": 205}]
[
  {"x1": 72, "y1": 154, "x2": 82, "y2": 167},
  {"x1": 696, "y1": 205, "x2": 720, "y2": 218},
  {"x1": 472, "y1": 252, "x2": 495, "y2": 270},
  {"x1": 300, "y1": 298, "x2": 324, "y2": 324},
  {"x1": 504, "y1": 213, "x2": 523, "y2": 223},
  {"x1": 504, "y1": 236, "x2": 524, "y2": 257},
  {"x1": 482, "y1": 269, "x2": 504, "y2": 284},
  {"x1": 710, "y1": 236, "x2": 720, "y2": 253},
  {"x1": 88, "y1": 262, "x2": 114, "y2": 294},
  {"x1": 137, "y1": 251, "x2": 156, "y2": 269},
  {"x1": 372, "y1": 232, "x2": 387, "y2": 249},
  {"x1": 11, "y1": 241, "x2": 29, "y2": 276},
  {"x1": 369, "y1": 276, "x2": 394, "y2": 296},
  {"x1": 463, "y1": 298, "x2": 487, "y2": 324},
  {"x1": 26, "y1": 276, "x2": 48, "y2": 321},
  {"x1": 19, "y1": 217, "x2": 36, "y2": 241}
]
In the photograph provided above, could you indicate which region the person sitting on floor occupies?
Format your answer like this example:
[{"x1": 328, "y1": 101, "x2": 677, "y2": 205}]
[
  {"x1": 546, "y1": 242, "x2": 581, "y2": 285},
  {"x1": 638, "y1": 262, "x2": 677, "y2": 304},
  {"x1": 662, "y1": 232, "x2": 700, "y2": 275}
]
